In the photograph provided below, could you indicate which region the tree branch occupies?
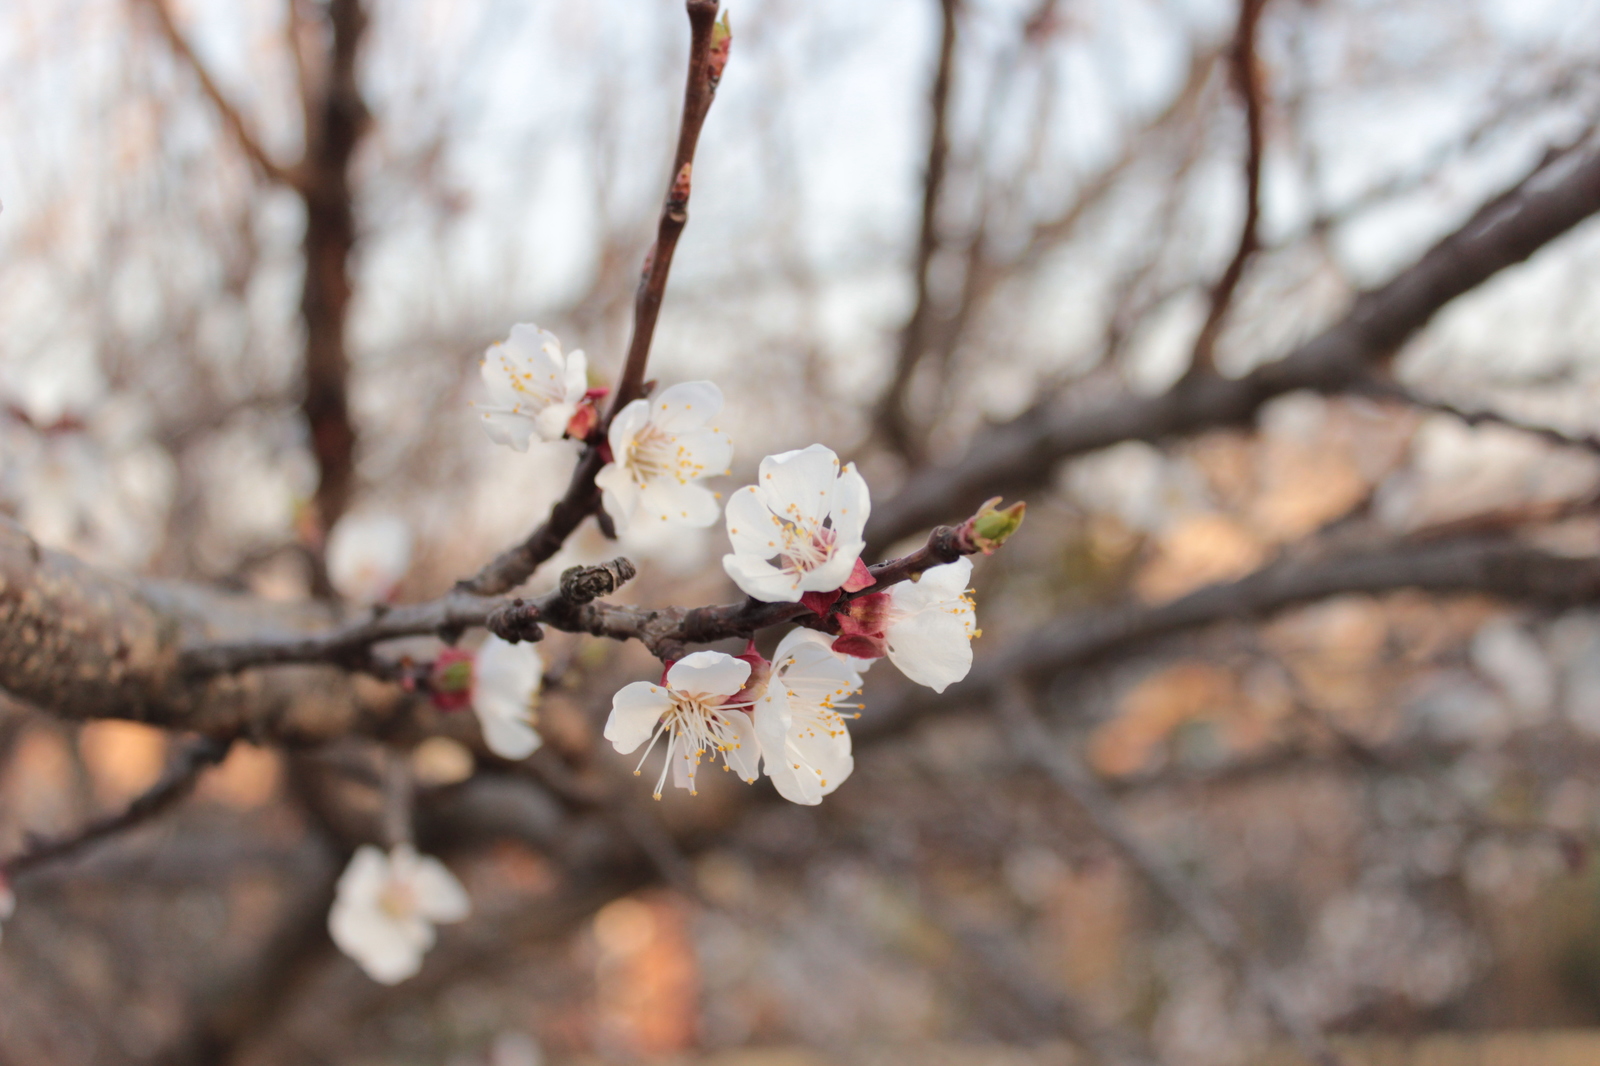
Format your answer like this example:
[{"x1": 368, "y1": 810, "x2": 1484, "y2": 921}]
[
  {"x1": 299, "y1": 0, "x2": 369, "y2": 539},
  {"x1": 864, "y1": 532, "x2": 1600, "y2": 741},
  {"x1": 133, "y1": 0, "x2": 303, "y2": 189},
  {"x1": 876, "y1": 0, "x2": 961, "y2": 460},
  {"x1": 458, "y1": 0, "x2": 728, "y2": 598},
  {"x1": 1, "y1": 736, "x2": 232, "y2": 879},
  {"x1": 1356, "y1": 376, "x2": 1600, "y2": 456},
  {"x1": 183, "y1": 506, "x2": 1000, "y2": 675},
  {"x1": 868, "y1": 141, "x2": 1600, "y2": 554},
  {"x1": 1186, "y1": 0, "x2": 1267, "y2": 377}
]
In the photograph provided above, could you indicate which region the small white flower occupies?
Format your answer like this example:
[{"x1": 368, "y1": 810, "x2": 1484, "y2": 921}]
[
  {"x1": 0, "y1": 877, "x2": 14, "y2": 948},
  {"x1": 477, "y1": 324, "x2": 590, "y2": 449},
  {"x1": 722, "y1": 444, "x2": 871, "y2": 603},
  {"x1": 328, "y1": 844, "x2": 470, "y2": 985},
  {"x1": 594, "y1": 381, "x2": 731, "y2": 534},
  {"x1": 884, "y1": 557, "x2": 978, "y2": 693},
  {"x1": 604, "y1": 651, "x2": 760, "y2": 798},
  {"x1": 472, "y1": 635, "x2": 544, "y2": 760},
  {"x1": 754, "y1": 629, "x2": 862, "y2": 805},
  {"x1": 326, "y1": 511, "x2": 412, "y2": 603}
]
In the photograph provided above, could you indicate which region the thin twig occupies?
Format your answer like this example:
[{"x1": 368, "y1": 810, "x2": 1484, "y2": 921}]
[
  {"x1": 459, "y1": 0, "x2": 728, "y2": 597},
  {"x1": 1356, "y1": 376, "x2": 1600, "y2": 456},
  {"x1": 876, "y1": 0, "x2": 960, "y2": 460},
  {"x1": 607, "y1": 0, "x2": 725, "y2": 419},
  {"x1": 2, "y1": 736, "x2": 233, "y2": 879},
  {"x1": 182, "y1": 505, "x2": 1000, "y2": 675},
  {"x1": 1187, "y1": 0, "x2": 1267, "y2": 376},
  {"x1": 999, "y1": 690, "x2": 1343, "y2": 1066},
  {"x1": 133, "y1": 0, "x2": 303, "y2": 189}
]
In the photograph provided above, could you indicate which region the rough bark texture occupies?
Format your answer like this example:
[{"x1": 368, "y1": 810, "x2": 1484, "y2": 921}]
[{"x1": 0, "y1": 518, "x2": 403, "y2": 742}]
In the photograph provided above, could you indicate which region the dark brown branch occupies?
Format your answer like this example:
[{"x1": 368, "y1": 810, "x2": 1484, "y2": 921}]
[
  {"x1": 299, "y1": 0, "x2": 369, "y2": 539},
  {"x1": 868, "y1": 141, "x2": 1600, "y2": 555},
  {"x1": 458, "y1": 1, "x2": 727, "y2": 598},
  {"x1": 1001, "y1": 691, "x2": 1343, "y2": 1066},
  {"x1": 607, "y1": 0, "x2": 725, "y2": 419},
  {"x1": 864, "y1": 532, "x2": 1600, "y2": 741},
  {"x1": 1, "y1": 736, "x2": 232, "y2": 879},
  {"x1": 1356, "y1": 376, "x2": 1600, "y2": 456},
  {"x1": 1186, "y1": 0, "x2": 1267, "y2": 376},
  {"x1": 876, "y1": 0, "x2": 961, "y2": 460},
  {"x1": 134, "y1": 0, "x2": 303, "y2": 189},
  {"x1": 184, "y1": 510, "x2": 992, "y2": 675}
]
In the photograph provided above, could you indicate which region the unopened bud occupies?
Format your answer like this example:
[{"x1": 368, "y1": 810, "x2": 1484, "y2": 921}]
[
  {"x1": 708, "y1": 12, "x2": 732, "y2": 93},
  {"x1": 666, "y1": 163, "x2": 692, "y2": 221},
  {"x1": 565, "y1": 397, "x2": 602, "y2": 441},
  {"x1": 430, "y1": 648, "x2": 475, "y2": 712},
  {"x1": 966, "y1": 497, "x2": 1026, "y2": 554}
]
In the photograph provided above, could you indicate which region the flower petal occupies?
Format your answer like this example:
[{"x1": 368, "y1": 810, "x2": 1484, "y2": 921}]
[
  {"x1": 723, "y1": 551, "x2": 803, "y2": 602},
  {"x1": 830, "y1": 462, "x2": 872, "y2": 542},
  {"x1": 666, "y1": 651, "x2": 750, "y2": 698},
  {"x1": 725, "y1": 485, "x2": 784, "y2": 559},
  {"x1": 604, "y1": 682, "x2": 672, "y2": 754},
  {"x1": 409, "y1": 853, "x2": 472, "y2": 924},
  {"x1": 721, "y1": 708, "x2": 761, "y2": 783},
  {"x1": 758, "y1": 444, "x2": 839, "y2": 531},
  {"x1": 479, "y1": 410, "x2": 537, "y2": 451},
  {"x1": 676, "y1": 426, "x2": 733, "y2": 480},
  {"x1": 885, "y1": 594, "x2": 976, "y2": 693},
  {"x1": 637, "y1": 478, "x2": 720, "y2": 529},
  {"x1": 472, "y1": 636, "x2": 544, "y2": 760},
  {"x1": 650, "y1": 380, "x2": 723, "y2": 433},
  {"x1": 595, "y1": 463, "x2": 640, "y2": 531},
  {"x1": 563, "y1": 348, "x2": 590, "y2": 403},
  {"x1": 605, "y1": 398, "x2": 652, "y2": 458}
]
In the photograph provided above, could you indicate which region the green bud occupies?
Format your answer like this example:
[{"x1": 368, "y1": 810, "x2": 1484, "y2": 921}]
[
  {"x1": 969, "y1": 497, "x2": 1026, "y2": 554},
  {"x1": 435, "y1": 657, "x2": 474, "y2": 693}
]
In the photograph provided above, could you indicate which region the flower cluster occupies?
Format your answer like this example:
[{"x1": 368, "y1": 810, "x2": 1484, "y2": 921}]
[
  {"x1": 473, "y1": 323, "x2": 988, "y2": 806},
  {"x1": 427, "y1": 635, "x2": 544, "y2": 761},
  {"x1": 476, "y1": 323, "x2": 730, "y2": 536}
]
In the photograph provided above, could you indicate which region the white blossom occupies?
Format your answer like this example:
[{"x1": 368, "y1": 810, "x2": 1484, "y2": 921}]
[
  {"x1": 722, "y1": 444, "x2": 870, "y2": 603},
  {"x1": 754, "y1": 629, "x2": 862, "y2": 805},
  {"x1": 477, "y1": 324, "x2": 589, "y2": 449},
  {"x1": 884, "y1": 557, "x2": 978, "y2": 693},
  {"x1": 326, "y1": 511, "x2": 412, "y2": 603},
  {"x1": 594, "y1": 381, "x2": 730, "y2": 534},
  {"x1": 328, "y1": 844, "x2": 470, "y2": 985},
  {"x1": 472, "y1": 635, "x2": 544, "y2": 760},
  {"x1": 604, "y1": 651, "x2": 760, "y2": 798}
]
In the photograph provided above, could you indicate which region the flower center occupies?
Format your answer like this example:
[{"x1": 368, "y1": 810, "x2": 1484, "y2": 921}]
[
  {"x1": 632, "y1": 690, "x2": 753, "y2": 798},
  {"x1": 377, "y1": 878, "x2": 418, "y2": 921},
  {"x1": 777, "y1": 521, "x2": 835, "y2": 575},
  {"x1": 624, "y1": 424, "x2": 706, "y2": 487}
]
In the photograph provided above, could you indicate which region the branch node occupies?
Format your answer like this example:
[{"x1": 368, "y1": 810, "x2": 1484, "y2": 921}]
[
  {"x1": 486, "y1": 598, "x2": 545, "y2": 644},
  {"x1": 559, "y1": 558, "x2": 638, "y2": 605}
]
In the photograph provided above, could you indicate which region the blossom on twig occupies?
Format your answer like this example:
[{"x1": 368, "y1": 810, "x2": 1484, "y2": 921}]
[
  {"x1": 604, "y1": 651, "x2": 759, "y2": 798},
  {"x1": 471, "y1": 635, "x2": 544, "y2": 760},
  {"x1": 722, "y1": 444, "x2": 870, "y2": 603},
  {"x1": 326, "y1": 511, "x2": 412, "y2": 603},
  {"x1": 476, "y1": 324, "x2": 590, "y2": 449},
  {"x1": 833, "y1": 557, "x2": 978, "y2": 693},
  {"x1": 329, "y1": 844, "x2": 470, "y2": 985},
  {"x1": 754, "y1": 629, "x2": 862, "y2": 805},
  {"x1": 595, "y1": 381, "x2": 731, "y2": 534}
]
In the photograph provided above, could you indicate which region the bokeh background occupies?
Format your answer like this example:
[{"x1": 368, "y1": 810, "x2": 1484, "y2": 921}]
[{"x1": 6, "y1": 0, "x2": 1600, "y2": 1063}]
